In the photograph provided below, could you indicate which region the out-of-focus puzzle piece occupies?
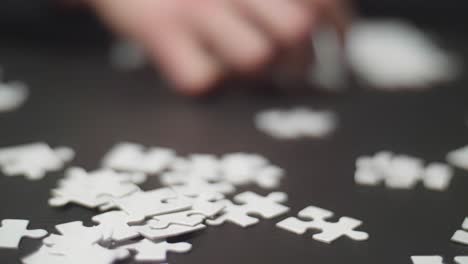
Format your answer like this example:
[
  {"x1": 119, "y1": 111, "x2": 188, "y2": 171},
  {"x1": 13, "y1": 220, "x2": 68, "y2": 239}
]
[
  {"x1": 102, "y1": 142, "x2": 176, "y2": 174},
  {"x1": 451, "y1": 217, "x2": 468, "y2": 246},
  {"x1": 411, "y1": 256, "x2": 468, "y2": 264},
  {"x1": 122, "y1": 239, "x2": 191, "y2": 262},
  {"x1": 49, "y1": 167, "x2": 141, "y2": 209},
  {"x1": 136, "y1": 223, "x2": 206, "y2": 240},
  {"x1": 99, "y1": 188, "x2": 192, "y2": 223},
  {"x1": 207, "y1": 192, "x2": 289, "y2": 228},
  {"x1": 0, "y1": 142, "x2": 74, "y2": 180},
  {"x1": 0, "y1": 219, "x2": 47, "y2": 249},
  {"x1": 276, "y1": 206, "x2": 369, "y2": 244},
  {"x1": 0, "y1": 73, "x2": 29, "y2": 113}
]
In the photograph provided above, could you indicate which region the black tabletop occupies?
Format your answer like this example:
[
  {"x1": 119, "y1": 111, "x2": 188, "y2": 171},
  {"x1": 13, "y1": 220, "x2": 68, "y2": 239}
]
[{"x1": 0, "y1": 24, "x2": 467, "y2": 264}]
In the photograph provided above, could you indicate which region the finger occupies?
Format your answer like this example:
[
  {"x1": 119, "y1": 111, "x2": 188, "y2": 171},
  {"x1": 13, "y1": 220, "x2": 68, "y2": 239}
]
[
  {"x1": 302, "y1": 0, "x2": 351, "y2": 44},
  {"x1": 187, "y1": 1, "x2": 273, "y2": 73},
  {"x1": 237, "y1": 0, "x2": 314, "y2": 47},
  {"x1": 145, "y1": 26, "x2": 223, "y2": 95}
]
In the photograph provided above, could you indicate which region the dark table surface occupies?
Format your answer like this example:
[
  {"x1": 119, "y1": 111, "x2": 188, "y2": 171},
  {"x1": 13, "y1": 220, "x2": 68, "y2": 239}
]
[{"x1": 0, "y1": 24, "x2": 468, "y2": 264}]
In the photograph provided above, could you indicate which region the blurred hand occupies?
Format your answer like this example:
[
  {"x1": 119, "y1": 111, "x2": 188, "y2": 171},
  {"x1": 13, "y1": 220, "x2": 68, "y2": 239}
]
[{"x1": 87, "y1": 0, "x2": 349, "y2": 95}]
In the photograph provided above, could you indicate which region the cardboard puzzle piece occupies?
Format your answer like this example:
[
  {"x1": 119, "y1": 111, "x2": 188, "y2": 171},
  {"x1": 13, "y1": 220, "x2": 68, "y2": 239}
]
[
  {"x1": 49, "y1": 167, "x2": 141, "y2": 209},
  {"x1": 91, "y1": 211, "x2": 140, "y2": 243},
  {"x1": 102, "y1": 142, "x2": 176, "y2": 174},
  {"x1": 451, "y1": 218, "x2": 468, "y2": 246},
  {"x1": 122, "y1": 239, "x2": 191, "y2": 262},
  {"x1": 411, "y1": 256, "x2": 468, "y2": 264},
  {"x1": 136, "y1": 223, "x2": 206, "y2": 240},
  {"x1": 207, "y1": 192, "x2": 289, "y2": 228},
  {"x1": 99, "y1": 188, "x2": 192, "y2": 223},
  {"x1": 0, "y1": 142, "x2": 74, "y2": 180},
  {"x1": 276, "y1": 206, "x2": 369, "y2": 244},
  {"x1": 0, "y1": 219, "x2": 47, "y2": 249}
]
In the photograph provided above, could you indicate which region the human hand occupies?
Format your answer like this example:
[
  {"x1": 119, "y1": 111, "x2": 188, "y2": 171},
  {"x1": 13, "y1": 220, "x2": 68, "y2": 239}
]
[{"x1": 87, "y1": 0, "x2": 349, "y2": 95}]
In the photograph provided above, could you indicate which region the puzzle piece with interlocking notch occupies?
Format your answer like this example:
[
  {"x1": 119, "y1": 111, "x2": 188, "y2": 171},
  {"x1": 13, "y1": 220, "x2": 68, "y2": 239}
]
[
  {"x1": 276, "y1": 206, "x2": 369, "y2": 244},
  {"x1": 147, "y1": 195, "x2": 225, "y2": 229},
  {"x1": 91, "y1": 211, "x2": 140, "y2": 243},
  {"x1": 0, "y1": 142, "x2": 74, "y2": 180},
  {"x1": 102, "y1": 142, "x2": 176, "y2": 174},
  {"x1": 135, "y1": 223, "x2": 206, "y2": 240},
  {"x1": 98, "y1": 188, "x2": 192, "y2": 223},
  {"x1": 122, "y1": 239, "x2": 191, "y2": 262},
  {"x1": 206, "y1": 191, "x2": 289, "y2": 228},
  {"x1": 49, "y1": 167, "x2": 141, "y2": 209},
  {"x1": 411, "y1": 256, "x2": 468, "y2": 264},
  {"x1": 42, "y1": 221, "x2": 104, "y2": 251},
  {"x1": 0, "y1": 219, "x2": 47, "y2": 249},
  {"x1": 451, "y1": 217, "x2": 468, "y2": 246}
]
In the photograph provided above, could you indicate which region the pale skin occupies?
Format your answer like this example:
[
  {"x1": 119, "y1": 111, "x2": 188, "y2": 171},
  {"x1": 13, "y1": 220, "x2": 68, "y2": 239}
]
[{"x1": 85, "y1": 0, "x2": 349, "y2": 95}]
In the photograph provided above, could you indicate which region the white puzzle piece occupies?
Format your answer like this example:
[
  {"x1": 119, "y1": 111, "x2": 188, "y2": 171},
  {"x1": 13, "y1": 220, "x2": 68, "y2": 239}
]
[
  {"x1": 102, "y1": 142, "x2": 176, "y2": 174},
  {"x1": 451, "y1": 217, "x2": 468, "y2": 246},
  {"x1": 136, "y1": 223, "x2": 206, "y2": 240},
  {"x1": 49, "y1": 168, "x2": 141, "y2": 209},
  {"x1": 207, "y1": 192, "x2": 289, "y2": 228},
  {"x1": 447, "y1": 146, "x2": 468, "y2": 171},
  {"x1": 23, "y1": 244, "x2": 129, "y2": 264},
  {"x1": 148, "y1": 195, "x2": 225, "y2": 229},
  {"x1": 122, "y1": 239, "x2": 191, "y2": 262},
  {"x1": 99, "y1": 188, "x2": 192, "y2": 223},
  {"x1": 412, "y1": 256, "x2": 444, "y2": 264},
  {"x1": 276, "y1": 206, "x2": 369, "y2": 244},
  {"x1": 0, "y1": 80, "x2": 28, "y2": 112},
  {"x1": 423, "y1": 163, "x2": 453, "y2": 191},
  {"x1": 0, "y1": 143, "x2": 74, "y2": 180},
  {"x1": 0, "y1": 219, "x2": 47, "y2": 249},
  {"x1": 43, "y1": 221, "x2": 104, "y2": 250},
  {"x1": 91, "y1": 211, "x2": 140, "y2": 243},
  {"x1": 411, "y1": 256, "x2": 468, "y2": 264}
]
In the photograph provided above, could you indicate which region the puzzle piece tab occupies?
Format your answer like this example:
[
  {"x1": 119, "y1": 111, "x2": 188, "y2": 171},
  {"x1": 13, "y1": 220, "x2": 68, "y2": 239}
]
[
  {"x1": 0, "y1": 219, "x2": 47, "y2": 249},
  {"x1": 91, "y1": 211, "x2": 140, "y2": 243},
  {"x1": 276, "y1": 206, "x2": 369, "y2": 244},
  {"x1": 207, "y1": 192, "x2": 289, "y2": 228},
  {"x1": 122, "y1": 239, "x2": 191, "y2": 262}
]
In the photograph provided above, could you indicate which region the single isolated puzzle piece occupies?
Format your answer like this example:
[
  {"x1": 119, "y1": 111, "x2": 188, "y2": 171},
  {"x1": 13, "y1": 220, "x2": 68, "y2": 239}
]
[
  {"x1": 136, "y1": 223, "x2": 206, "y2": 240},
  {"x1": 99, "y1": 188, "x2": 192, "y2": 223},
  {"x1": 0, "y1": 142, "x2": 74, "y2": 180},
  {"x1": 423, "y1": 163, "x2": 453, "y2": 191},
  {"x1": 91, "y1": 211, "x2": 140, "y2": 243},
  {"x1": 451, "y1": 217, "x2": 468, "y2": 246},
  {"x1": 122, "y1": 239, "x2": 191, "y2": 262},
  {"x1": 411, "y1": 256, "x2": 468, "y2": 264},
  {"x1": 102, "y1": 142, "x2": 176, "y2": 174},
  {"x1": 0, "y1": 79, "x2": 28, "y2": 112},
  {"x1": 276, "y1": 206, "x2": 369, "y2": 244},
  {"x1": 207, "y1": 192, "x2": 289, "y2": 228},
  {"x1": 0, "y1": 219, "x2": 47, "y2": 249}
]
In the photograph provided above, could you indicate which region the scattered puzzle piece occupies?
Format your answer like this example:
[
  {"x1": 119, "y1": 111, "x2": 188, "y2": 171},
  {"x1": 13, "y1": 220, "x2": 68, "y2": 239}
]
[
  {"x1": 0, "y1": 142, "x2": 74, "y2": 180},
  {"x1": 276, "y1": 206, "x2": 369, "y2": 244},
  {"x1": 0, "y1": 219, "x2": 47, "y2": 249},
  {"x1": 0, "y1": 78, "x2": 28, "y2": 113},
  {"x1": 207, "y1": 192, "x2": 289, "y2": 228},
  {"x1": 447, "y1": 146, "x2": 468, "y2": 171},
  {"x1": 122, "y1": 239, "x2": 191, "y2": 262},
  {"x1": 411, "y1": 256, "x2": 468, "y2": 264},
  {"x1": 91, "y1": 211, "x2": 140, "y2": 243},
  {"x1": 451, "y1": 217, "x2": 468, "y2": 246},
  {"x1": 136, "y1": 223, "x2": 206, "y2": 240},
  {"x1": 99, "y1": 188, "x2": 192, "y2": 223},
  {"x1": 102, "y1": 142, "x2": 176, "y2": 174}
]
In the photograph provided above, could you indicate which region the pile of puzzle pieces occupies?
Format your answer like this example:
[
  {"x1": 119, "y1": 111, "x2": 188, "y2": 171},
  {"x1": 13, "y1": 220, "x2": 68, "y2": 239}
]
[{"x1": 0, "y1": 142, "x2": 372, "y2": 263}]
